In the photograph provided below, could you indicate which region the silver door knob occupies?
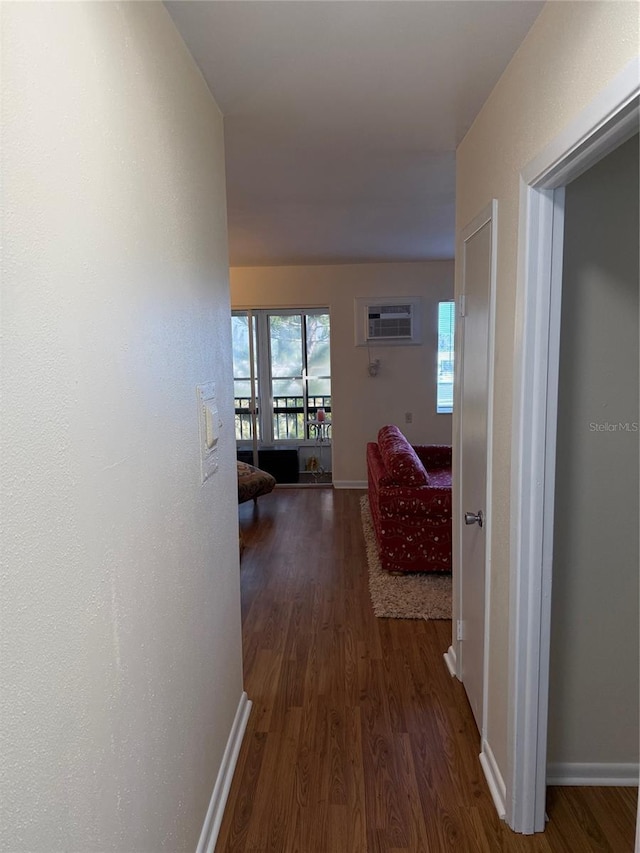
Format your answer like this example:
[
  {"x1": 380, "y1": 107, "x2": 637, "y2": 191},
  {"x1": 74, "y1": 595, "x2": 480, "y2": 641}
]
[{"x1": 464, "y1": 510, "x2": 484, "y2": 528}]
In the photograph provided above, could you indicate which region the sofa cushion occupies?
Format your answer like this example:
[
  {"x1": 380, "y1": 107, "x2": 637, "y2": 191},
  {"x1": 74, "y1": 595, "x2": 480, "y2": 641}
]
[{"x1": 377, "y1": 425, "x2": 429, "y2": 487}]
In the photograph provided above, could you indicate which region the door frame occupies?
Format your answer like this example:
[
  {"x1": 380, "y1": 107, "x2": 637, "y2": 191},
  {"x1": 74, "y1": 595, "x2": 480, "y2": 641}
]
[
  {"x1": 507, "y1": 58, "x2": 639, "y2": 834},
  {"x1": 448, "y1": 200, "x2": 500, "y2": 810}
]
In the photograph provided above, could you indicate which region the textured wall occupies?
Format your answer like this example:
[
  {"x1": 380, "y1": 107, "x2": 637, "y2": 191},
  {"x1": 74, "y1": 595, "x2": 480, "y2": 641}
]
[
  {"x1": 1, "y1": 4, "x2": 243, "y2": 851},
  {"x1": 548, "y1": 135, "x2": 639, "y2": 768},
  {"x1": 455, "y1": 0, "x2": 639, "y2": 777},
  {"x1": 230, "y1": 261, "x2": 454, "y2": 484}
]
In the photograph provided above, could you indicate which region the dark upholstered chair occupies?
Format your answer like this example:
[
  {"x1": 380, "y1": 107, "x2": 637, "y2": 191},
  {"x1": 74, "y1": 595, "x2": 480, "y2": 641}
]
[{"x1": 237, "y1": 461, "x2": 276, "y2": 505}]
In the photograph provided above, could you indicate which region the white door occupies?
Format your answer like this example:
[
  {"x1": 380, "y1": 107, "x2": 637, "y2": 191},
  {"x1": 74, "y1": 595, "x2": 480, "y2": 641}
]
[{"x1": 458, "y1": 204, "x2": 495, "y2": 733}]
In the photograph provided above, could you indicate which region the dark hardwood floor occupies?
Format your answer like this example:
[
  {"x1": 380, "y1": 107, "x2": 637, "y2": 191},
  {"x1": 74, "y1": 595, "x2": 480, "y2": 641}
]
[{"x1": 216, "y1": 488, "x2": 637, "y2": 852}]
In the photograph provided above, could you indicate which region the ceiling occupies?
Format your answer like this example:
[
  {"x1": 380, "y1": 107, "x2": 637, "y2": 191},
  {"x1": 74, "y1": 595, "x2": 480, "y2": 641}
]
[{"x1": 165, "y1": 1, "x2": 544, "y2": 267}]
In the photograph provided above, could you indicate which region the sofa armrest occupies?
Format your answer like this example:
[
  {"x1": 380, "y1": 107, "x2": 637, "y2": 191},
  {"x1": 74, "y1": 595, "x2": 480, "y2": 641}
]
[
  {"x1": 413, "y1": 444, "x2": 452, "y2": 470},
  {"x1": 367, "y1": 442, "x2": 394, "y2": 488}
]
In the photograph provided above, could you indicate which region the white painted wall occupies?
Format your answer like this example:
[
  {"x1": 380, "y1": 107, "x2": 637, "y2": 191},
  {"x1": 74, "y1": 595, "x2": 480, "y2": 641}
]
[
  {"x1": 547, "y1": 135, "x2": 639, "y2": 770},
  {"x1": 0, "y1": 4, "x2": 243, "y2": 851},
  {"x1": 455, "y1": 0, "x2": 639, "y2": 779},
  {"x1": 230, "y1": 262, "x2": 454, "y2": 484}
]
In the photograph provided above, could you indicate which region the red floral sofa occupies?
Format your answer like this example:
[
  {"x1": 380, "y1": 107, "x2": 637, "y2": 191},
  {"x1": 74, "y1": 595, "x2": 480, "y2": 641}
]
[{"x1": 366, "y1": 425, "x2": 452, "y2": 573}]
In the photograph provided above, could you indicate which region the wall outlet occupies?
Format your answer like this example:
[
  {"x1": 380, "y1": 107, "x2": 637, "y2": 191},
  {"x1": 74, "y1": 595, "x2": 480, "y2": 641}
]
[{"x1": 405, "y1": 412, "x2": 413, "y2": 424}]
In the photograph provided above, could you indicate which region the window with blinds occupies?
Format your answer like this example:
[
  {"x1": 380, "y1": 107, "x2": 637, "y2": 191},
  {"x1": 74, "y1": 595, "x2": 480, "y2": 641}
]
[{"x1": 437, "y1": 301, "x2": 455, "y2": 414}]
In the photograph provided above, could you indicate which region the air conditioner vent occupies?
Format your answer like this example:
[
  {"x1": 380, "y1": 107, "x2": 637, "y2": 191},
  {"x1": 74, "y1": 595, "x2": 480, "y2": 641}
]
[
  {"x1": 368, "y1": 304, "x2": 413, "y2": 340},
  {"x1": 355, "y1": 296, "x2": 422, "y2": 346}
]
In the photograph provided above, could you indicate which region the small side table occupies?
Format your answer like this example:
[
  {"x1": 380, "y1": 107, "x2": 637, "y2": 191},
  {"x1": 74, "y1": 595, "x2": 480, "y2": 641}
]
[{"x1": 306, "y1": 419, "x2": 332, "y2": 480}]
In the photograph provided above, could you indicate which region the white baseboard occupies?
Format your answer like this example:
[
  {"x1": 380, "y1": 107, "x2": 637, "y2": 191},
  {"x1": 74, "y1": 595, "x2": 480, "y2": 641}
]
[
  {"x1": 196, "y1": 691, "x2": 252, "y2": 853},
  {"x1": 480, "y1": 738, "x2": 507, "y2": 820},
  {"x1": 546, "y1": 762, "x2": 640, "y2": 786},
  {"x1": 443, "y1": 645, "x2": 458, "y2": 678},
  {"x1": 333, "y1": 480, "x2": 367, "y2": 490}
]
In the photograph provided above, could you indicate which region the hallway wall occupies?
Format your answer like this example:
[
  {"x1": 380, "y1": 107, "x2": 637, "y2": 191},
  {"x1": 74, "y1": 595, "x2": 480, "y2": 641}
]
[{"x1": 1, "y1": 4, "x2": 243, "y2": 851}]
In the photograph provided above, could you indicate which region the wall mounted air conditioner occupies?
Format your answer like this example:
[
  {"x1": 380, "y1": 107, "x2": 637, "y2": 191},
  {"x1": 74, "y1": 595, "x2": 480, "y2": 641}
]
[{"x1": 354, "y1": 296, "x2": 422, "y2": 346}]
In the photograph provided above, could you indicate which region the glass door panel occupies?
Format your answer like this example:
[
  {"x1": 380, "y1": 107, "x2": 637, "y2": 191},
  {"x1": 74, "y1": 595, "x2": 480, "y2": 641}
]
[
  {"x1": 269, "y1": 314, "x2": 305, "y2": 440},
  {"x1": 305, "y1": 313, "x2": 331, "y2": 431},
  {"x1": 231, "y1": 312, "x2": 259, "y2": 441},
  {"x1": 305, "y1": 314, "x2": 331, "y2": 376}
]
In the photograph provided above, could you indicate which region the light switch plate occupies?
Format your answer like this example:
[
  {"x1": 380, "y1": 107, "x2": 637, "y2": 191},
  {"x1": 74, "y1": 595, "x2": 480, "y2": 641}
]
[{"x1": 197, "y1": 382, "x2": 221, "y2": 484}]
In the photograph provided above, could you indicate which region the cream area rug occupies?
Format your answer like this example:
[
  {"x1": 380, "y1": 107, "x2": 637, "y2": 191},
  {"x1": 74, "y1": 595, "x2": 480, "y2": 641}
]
[{"x1": 360, "y1": 495, "x2": 452, "y2": 620}]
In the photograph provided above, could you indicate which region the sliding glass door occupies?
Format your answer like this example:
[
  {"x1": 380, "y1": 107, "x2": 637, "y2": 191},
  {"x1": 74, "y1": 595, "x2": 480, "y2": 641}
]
[{"x1": 232, "y1": 309, "x2": 331, "y2": 446}]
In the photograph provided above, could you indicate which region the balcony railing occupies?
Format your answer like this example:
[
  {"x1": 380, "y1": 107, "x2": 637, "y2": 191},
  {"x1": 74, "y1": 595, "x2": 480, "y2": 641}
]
[{"x1": 234, "y1": 395, "x2": 331, "y2": 441}]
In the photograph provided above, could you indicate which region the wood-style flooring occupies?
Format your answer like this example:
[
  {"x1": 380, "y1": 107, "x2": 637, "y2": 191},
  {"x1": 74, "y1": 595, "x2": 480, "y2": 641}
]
[{"x1": 216, "y1": 488, "x2": 637, "y2": 852}]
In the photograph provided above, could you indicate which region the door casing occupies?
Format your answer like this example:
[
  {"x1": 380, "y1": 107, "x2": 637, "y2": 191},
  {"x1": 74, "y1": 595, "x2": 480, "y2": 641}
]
[{"x1": 507, "y1": 59, "x2": 639, "y2": 834}]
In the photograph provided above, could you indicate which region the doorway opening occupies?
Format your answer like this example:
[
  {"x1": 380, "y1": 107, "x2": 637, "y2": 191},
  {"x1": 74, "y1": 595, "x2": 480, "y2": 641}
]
[
  {"x1": 507, "y1": 60, "x2": 639, "y2": 834},
  {"x1": 546, "y1": 134, "x2": 639, "y2": 794}
]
